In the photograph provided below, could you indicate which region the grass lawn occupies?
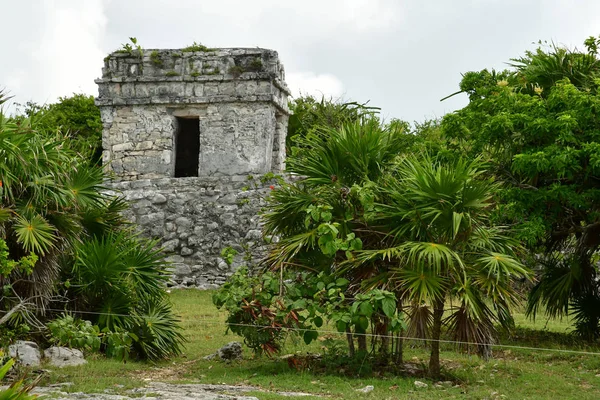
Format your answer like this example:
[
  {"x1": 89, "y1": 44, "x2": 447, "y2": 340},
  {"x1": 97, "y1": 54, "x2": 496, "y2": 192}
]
[{"x1": 42, "y1": 289, "x2": 600, "y2": 399}]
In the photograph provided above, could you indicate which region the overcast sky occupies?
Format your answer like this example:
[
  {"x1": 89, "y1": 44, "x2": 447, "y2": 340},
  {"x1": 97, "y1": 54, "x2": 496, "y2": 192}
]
[{"x1": 2, "y1": 0, "x2": 600, "y2": 123}]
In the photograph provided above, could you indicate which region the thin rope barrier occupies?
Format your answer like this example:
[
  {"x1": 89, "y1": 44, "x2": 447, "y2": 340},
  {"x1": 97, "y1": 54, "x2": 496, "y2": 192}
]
[{"x1": 28, "y1": 307, "x2": 600, "y2": 357}]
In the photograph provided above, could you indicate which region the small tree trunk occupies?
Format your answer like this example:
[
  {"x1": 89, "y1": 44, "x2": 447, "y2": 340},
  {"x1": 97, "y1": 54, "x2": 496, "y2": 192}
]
[
  {"x1": 357, "y1": 332, "x2": 367, "y2": 353},
  {"x1": 429, "y1": 297, "x2": 445, "y2": 378},
  {"x1": 346, "y1": 327, "x2": 355, "y2": 357},
  {"x1": 395, "y1": 333, "x2": 404, "y2": 364},
  {"x1": 379, "y1": 318, "x2": 390, "y2": 358},
  {"x1": 395, "y1": 298, "x2": 404, "y2": 364}
]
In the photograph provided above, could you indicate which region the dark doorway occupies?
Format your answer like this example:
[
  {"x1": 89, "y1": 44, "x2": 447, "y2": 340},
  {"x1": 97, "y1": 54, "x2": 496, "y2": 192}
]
[{"x1": 174, "y1": 117, "x2": 200, "y2": 177}]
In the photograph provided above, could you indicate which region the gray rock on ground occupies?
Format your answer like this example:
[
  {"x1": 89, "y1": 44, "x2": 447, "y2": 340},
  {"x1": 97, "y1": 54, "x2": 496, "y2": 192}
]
[
  {"x1": 218, "y1": 342, "x2": 243, "y2": 361},
  {"x1": 8, "y1": 341, "x2": 41, "y2": 367},
  {"x1": 204, "y1": 342, "x2": 243, "y2": 362},
  {"x1": 44, "y1": 346, "x2": 87, "y2": 368}
]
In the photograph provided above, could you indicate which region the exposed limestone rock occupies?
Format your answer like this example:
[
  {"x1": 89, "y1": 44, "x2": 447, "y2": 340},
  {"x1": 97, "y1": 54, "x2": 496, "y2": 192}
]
[
  {"x1": 203, "y1": 341, "x2": 243, "y2": 362},
  {"x1": 8, "y1": 341, "x2": 41, "y2": 367},
  {"x1": 44, "y1": 346, "x2": 87, "y2": 368}
]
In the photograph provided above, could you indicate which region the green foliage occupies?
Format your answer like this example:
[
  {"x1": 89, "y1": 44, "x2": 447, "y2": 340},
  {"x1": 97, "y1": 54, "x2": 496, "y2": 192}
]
[
  {"x1": 0, "y1": 109, "x2": 107, "y2": 326},
  {"x1": 128, "y1": 297, "x2": 185, "y2": 361},
  {"x1": 287, "y1": 95, "x2": 382, "y2": 152},
  {"x1": 16, "y1": 94, "x2": 102, "y2": 163},
  {"x1": 508, "y1": 40, "x2": 600, "y2": 95},
  {"x1": 0, "y1": 324, "x2": 30, "y2": 346},
  {"x1": 220, "y1": 247, "x2": 238, "y2": 266},
  {"x1": 584, "y1": 34, "x2": 600, "y2": 54},
  {"x1": 213, "y1": 267, "x2": 403, "y2": 356},
  {"x1": 440, "y1": 37, "x2": 600, "y2": 339},
  {"x1": 68, "y1": 232, "x2": 184, "y2": 359},
  {"x1": 0, "y1": 95, "x2": 183, "y2": 361},
  {"x1": 116, "y1": 37, "x2": 143, "y2": 57},
  {"x1": 150, "y1": 50, "x2": 163, "y2": 66},
  {"x1": 260, "y1": 115, "x2": 530, "y2": 376},
  {"x1": 165, "y1": 71, "x2": 180, "y2": 77},
  {"x1": 0, "y1": 358, "x2": 38, "y2": 400},
  {"x1": 102, "y1": 327, "x2": 137, "y2": 362},
  {"x1": 0, "y1": 239, "x2": 37, "y2": 277},
  {"x1": 248, "y1": 58, "x2": 263, "y2": 72},
  {"x1": 286, "y1": 118, "x2": 407, "y2": 186},
  {"x1": 47, "y1": 314, "x2": 101, "y2": 352},
  {"x1": 182, "y1": 42, "x2": 213, "y2": 52}
]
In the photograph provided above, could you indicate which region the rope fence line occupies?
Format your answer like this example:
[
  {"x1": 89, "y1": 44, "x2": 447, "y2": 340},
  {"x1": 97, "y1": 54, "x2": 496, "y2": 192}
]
[{"x1": 15, "y1": 307, "x2": 600, "y2": 357}]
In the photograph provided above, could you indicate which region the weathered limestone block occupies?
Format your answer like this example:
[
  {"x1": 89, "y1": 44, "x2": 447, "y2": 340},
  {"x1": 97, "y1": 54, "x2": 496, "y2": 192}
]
[
  {"x1": 8, "y1": 341, "x2": 41, "y2": 367},
  {"x1": 44, "y1": 347, "x2": 87, "y2": 368}
]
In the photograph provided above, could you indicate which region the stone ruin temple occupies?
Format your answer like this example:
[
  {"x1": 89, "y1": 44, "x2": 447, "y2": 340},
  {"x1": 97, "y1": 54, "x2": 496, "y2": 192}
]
[{"x1": 96, "y1": 47, "x2": 290, "y2": 288}]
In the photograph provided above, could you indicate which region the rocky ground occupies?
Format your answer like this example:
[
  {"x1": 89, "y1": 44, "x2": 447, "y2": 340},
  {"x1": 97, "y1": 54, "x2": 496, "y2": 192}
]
[{"x1": 29, "y1": 382, "x2": 315, "y2": 400}]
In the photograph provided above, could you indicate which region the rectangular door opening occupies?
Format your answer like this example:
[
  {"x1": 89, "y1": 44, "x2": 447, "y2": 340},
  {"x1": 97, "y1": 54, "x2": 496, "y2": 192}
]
[{"x1": 174, "y1": 117, "x2": 200, "y2": 177}]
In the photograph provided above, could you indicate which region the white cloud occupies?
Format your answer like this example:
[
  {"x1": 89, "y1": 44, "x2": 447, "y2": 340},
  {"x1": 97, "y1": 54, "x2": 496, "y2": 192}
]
[
  {"x1": 2, "y1": 0, "x2": 107, "y2": 106},
  {"x1": 286, "y1": 72, "x2": 345, "y2": 100},
  {"x1": 35, "y1": 0, "x2": 107, "y2": 99},
  {"x1": 3, "y1": 0, "x2": 600, "y2": 123}
]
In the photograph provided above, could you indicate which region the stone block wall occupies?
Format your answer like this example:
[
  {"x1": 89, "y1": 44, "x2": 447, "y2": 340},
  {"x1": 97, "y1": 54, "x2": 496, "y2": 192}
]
[
  {"x1": 96, "y1": 48, "x2": 290, "y2": 180},
  {"x1": 106, "y1": 176, "x2": 276, "y2": 288},
  {"x1": 96, "y1": 47, "x2": 290, "y2": 286}
]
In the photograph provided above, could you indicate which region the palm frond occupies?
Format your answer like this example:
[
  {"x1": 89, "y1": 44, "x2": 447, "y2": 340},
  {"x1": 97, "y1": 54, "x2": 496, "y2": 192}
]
[{"x1": 14, "y1": 214, "x2": 57, "y2": 255}]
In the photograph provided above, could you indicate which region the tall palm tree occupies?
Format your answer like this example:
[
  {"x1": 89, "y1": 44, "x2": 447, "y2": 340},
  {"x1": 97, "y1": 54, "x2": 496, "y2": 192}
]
[{"x1": 353, "y1": 156, "x2": 531, "y2": 376}]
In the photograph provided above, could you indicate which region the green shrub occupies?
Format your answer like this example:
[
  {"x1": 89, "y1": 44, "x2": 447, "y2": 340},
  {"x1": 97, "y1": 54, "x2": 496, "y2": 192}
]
[
  {"x1": 128, "y1": 297, "x2": 185, "y2": 361},
  {"x1": 220, "y1": 247, "x2": 238, "y2": 266},
  {"x1": 67, "y1": 232, "x2": 184, "y2": 360},
  {"x1": 182, "y1": 42, "x2": 213, "y2": 52},
  {"x1": 102, "y1": 328, "x2": 137, "y2": 362},
  {"x1": 47, "y1": 315, "x2": 101, "y2": 352}
]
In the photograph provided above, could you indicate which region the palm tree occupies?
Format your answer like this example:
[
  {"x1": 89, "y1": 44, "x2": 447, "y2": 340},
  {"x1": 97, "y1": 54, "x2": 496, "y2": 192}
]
[
  {"x1": 353, "y1": 156, "x2": 531, "y2": 376},
  {"x1": 0, "y1": 109, "x2": 105, "y2": 322},
  {"x1": 263, "y1": 118, "x2": 410, "y2": 358},
  {"x1": 508, "y1": 43, "x2": 600, "y2": 96}
]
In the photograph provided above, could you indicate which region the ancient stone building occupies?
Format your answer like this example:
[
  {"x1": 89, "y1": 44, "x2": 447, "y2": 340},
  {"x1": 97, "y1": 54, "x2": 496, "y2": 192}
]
[{"x1": 96, "y1": 47, "x2": 290, "y2": 287}]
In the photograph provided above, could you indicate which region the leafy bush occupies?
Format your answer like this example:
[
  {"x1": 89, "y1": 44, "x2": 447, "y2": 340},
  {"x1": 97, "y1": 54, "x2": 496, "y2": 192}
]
[
  {"x1": 128, "y1": 297, "x2": 185, "y2": 361},
  {"x1": 15, "y1": 94, "x2": 102, "y2": 163},
  {"x1": 67, "y1": 232, "x2": 184, "y2": 360},
  {"x1": 440, "y1": 36, "x2": 600, "y2": 339},
  {"x1": 102, "y1": 328, "x2": 137, "y2": 362},
  {"x1": 0, "y1": 105, "x2": 106, "y2": 328},
  {"x1": 213, "y1": 267, "x2": 404, "y2": 357},
  {"x1": 46, "y1": 315, "x2": 100, "y2": 352}
]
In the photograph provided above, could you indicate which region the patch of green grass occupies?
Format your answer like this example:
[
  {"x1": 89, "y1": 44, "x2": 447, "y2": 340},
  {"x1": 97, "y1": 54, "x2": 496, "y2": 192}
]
[
  {"x1": 40, "y1": 290, "x2": 600, "y2": 400},
  {"x1": 165, "y1": 71, "x2": 180, "y2": 77}
]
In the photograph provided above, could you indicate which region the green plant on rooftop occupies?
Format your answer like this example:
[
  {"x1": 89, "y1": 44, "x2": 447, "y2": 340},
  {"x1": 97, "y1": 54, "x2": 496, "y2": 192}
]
[
  {"x1": 182, "y1": 41, "x2": 213, "y2": 52},
  {"x1": 150, "y1": 50, "x2": 163, "y2": 67}
]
